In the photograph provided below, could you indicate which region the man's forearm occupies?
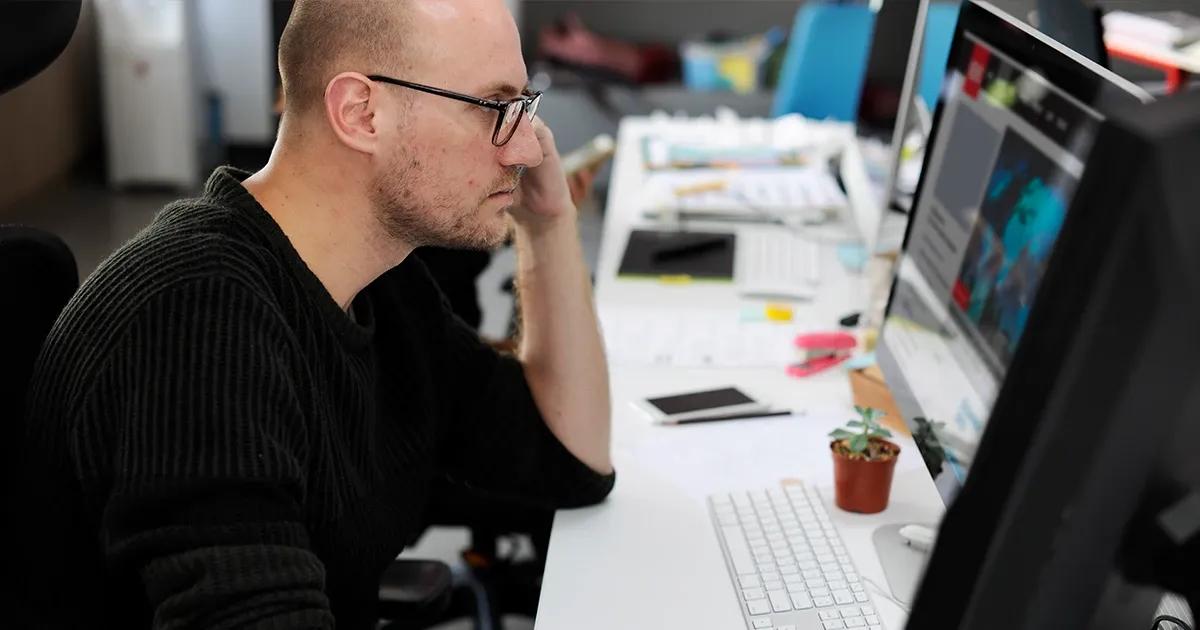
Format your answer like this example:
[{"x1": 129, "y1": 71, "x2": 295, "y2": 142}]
[{"x1": 513, "y1": 213, "x2": 612, "y2": 474}]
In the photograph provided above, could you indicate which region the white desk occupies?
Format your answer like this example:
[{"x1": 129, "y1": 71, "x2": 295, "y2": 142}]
[{"x1": 535, "y1": 117, "x2": 946, "y2": 630}]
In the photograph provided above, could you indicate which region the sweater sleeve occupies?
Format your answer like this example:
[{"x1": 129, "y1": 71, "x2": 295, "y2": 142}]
[
  {"x1": 434, "y1": 309, "x2": 615, "y2": 510},
  {"x1": 73, "y1": 276, "x2": 334, "y2": 630}
]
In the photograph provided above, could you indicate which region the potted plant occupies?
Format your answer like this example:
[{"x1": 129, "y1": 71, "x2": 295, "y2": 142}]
[{"x1": 829, "y1": 406, "x2": 901, "y2": 514}]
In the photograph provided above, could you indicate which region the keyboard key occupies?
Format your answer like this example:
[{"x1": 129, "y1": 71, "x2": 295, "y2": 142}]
[
  {"x1": 814, "y1": 596, "x2": 836, "y2": 608},
  {"x1": 778, "y1": 625, "x2": 797, "y2": 630},
  {"x1": 865, "y1": 615, "x2": 880, "y2": 624},
  {"x1": 829, "y1": 579, "x2": 848, "y2": 590},
  {"x1": 760, "y1": 570, "x2": 781, "y2": 582},
  {"x1": 738, "y1": 575, "x2": 761, "y2": 588},
  {"x1": 722, "y1": 526, "x2": 757, "y2": 575},
  {"x1": 818, "y1": 610, "x2": 841, "y2": 620},
  {"x1": 751, "y1": 620, "x2": 772, "y2": 629},
  {"x1": 783, "y1": 573, "x2": 803, "y2": 584},
  {"x1": 860, "y1": 606, "x2": 875, "y2": 615},
  {"x1": 780, "y1": 565, "x2": 800, "y2": 575},
  {"x1": 845, "y1": 618, "x2": 866, "y2": 628},
  {"x1": 747, "y1": 600, "x2": 771, "y2": 616},
  {"x1": 743, "y1": 588, "x2": 765, "y2": 600},
  {"x1": 803, "y1": 569, "x2": 822, "y2": 580},
  {"x1": 855, "y1": 593, "x2": 869, "y2": 603},
  {"x1": 786, "y1": 582, "x2": 806, "y2": 594},
  {"x1": 834, "y1": 590, "x2": 854, "y2": 605},
  {"x1": 811, "y1": 587, "x2": 832, "y2": 598},
  {"x1": 769, "y1": 590, "x2": 791, "y2": 612},
  {"x1": 791, "y1": 593, "x2": 813, "y2": 610},
  {"x1": 840, "y1": 608, "x2": 862, "y2": 618},
  {"x1": 851, "y1": 584, "x2": 865, "y2": 593},
  {"x1": 764, "y1": 580, "x2": 784, "y2": 591},
  {"x1": 823, "y1": 620, "x2": 845, "y2": 629}
]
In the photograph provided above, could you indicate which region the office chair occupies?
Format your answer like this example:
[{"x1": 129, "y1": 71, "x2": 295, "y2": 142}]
[
  {"x1": 772, "y1": 2, "x2": 876, "y2": 121},
  {"x1": 0, "y1": 227, "x2": 78, "y2": 427},
  {"x1": 772, "y1": 1, "x2": 961, "y2": 122}
]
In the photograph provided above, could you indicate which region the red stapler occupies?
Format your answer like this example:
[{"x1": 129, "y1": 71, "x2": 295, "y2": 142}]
[{"x1": 788, "y1": 332, "x2": 857, "y2": 378}]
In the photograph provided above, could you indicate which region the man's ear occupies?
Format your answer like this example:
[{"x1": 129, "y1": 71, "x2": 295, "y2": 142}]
[{"x1": 323, "y1": 72, "x2": 380, "y2": 154}]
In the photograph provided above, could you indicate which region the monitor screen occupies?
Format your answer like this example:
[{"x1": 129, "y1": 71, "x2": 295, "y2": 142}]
[{"x1": 878, "y1": 18, "x2": 1109, "y2": 503}]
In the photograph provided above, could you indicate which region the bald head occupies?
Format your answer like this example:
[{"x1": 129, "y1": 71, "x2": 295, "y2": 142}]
[{"x1": 278, "y1": 0, "x2": 411, "y2": 116}]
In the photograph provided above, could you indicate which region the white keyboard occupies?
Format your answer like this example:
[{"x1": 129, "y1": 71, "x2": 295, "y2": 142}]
[
  {"x1": 737, "y1": 229, "x2": 821, "y2": 300},
  {"x1": 709, "y1": 482, "x2": 882, "y2": 630}
]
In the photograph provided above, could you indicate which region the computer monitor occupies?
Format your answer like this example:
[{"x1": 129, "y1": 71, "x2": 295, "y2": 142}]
[
  {"x1": 877, "y1": 0, "x2": 1148, "y2": 505},
  {"x1": 905, "y1": 84, "x2": 1200, "y2": 630},
  {"x1": 878, "y1": 1, "x2": 1200, "y2": 627},
  {"x1": 856, "y1": 0, "x2": 961, "y2": 142},
  {"x1": 1034, "y1": 0, "x2": 1108, "y2": 67}
]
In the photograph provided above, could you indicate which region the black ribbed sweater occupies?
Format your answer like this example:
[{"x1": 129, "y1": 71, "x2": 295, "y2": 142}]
[{"x1": 5, "y1": 167, "x2": 614, "y2": 629}]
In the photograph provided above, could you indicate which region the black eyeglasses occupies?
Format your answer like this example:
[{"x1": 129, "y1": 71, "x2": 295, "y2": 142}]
[{"x1": 367, "y1": 74, "x2": 542, "y2": 147}]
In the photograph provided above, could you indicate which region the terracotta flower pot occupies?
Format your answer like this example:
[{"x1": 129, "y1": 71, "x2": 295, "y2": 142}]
[{"x1": 830, "y1": 438, "x2": 900, "y2": 514}]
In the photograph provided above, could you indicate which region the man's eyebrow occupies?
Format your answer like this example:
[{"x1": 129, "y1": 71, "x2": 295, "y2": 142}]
[{"x1": 479, "y1": 81, "x2": 530, "y2": 99}]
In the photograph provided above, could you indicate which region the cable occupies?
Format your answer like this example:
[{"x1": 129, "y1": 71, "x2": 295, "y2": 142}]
[{"x1": 1153, "y1": 615, "x2": 1193, "y2": 630}]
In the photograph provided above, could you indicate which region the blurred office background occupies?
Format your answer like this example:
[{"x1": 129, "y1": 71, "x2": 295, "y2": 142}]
[{"x1": 2, "y1": 2, "x2": 1197, "y2": 627}]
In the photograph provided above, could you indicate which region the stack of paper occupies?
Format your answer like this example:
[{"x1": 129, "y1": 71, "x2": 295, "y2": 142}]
[
  {"x1": 641, "y1": 167, "x2": 849, "y2": 225},
  {"x1": 599, "y1": 307, "x2": 801, "y2": 368},
  {"x1": 1103, "y1": 10, "x2": 1200, "y2": 49}
]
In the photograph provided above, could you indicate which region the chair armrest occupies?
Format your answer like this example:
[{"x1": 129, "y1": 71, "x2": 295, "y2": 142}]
[{"x1": 378, "y1": 559, "x2": 453, "y2": 629}]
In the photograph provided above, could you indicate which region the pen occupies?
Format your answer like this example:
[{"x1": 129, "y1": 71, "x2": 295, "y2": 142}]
[{"x1": 666, "y1": 410, "x2": 796, "y2": 425}]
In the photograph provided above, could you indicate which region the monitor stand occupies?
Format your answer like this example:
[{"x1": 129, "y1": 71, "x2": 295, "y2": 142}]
[{"x1": 872, "y1": 524, "x2": 934, "y2": 607}]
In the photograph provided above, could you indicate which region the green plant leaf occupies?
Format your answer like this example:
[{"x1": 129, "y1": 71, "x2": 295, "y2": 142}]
[
  {"x1": 854, "y1": 405, "x2": 866, "y2": 415},
  {"x1": 846, "y1": 420, "x2": 864, "y2": 428},
  {"x1": 874, "y1": 427, "x2": 894, "y2": 438},
  {"x1": 829, "y1": 429, "x2": 855, "y2": 440},
  {"x1": 849, "y1": 434, "x2": 869, "y2": 453}
]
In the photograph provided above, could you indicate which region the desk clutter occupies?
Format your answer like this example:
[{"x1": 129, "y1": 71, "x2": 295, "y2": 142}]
[
  {"x1": 599, "y1": 306, "x2": 859, "y2": 372},
  {"x1": 640, "y1": 167, "x2": 848, "y2": 227}
]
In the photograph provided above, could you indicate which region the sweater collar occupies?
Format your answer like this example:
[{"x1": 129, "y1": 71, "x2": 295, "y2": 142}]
[{"x1": 202, "y1": 166, "x2": 375, "y2": 350}]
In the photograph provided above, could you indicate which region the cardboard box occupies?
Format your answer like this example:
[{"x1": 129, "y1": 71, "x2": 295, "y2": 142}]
[{"x1": 848, "y1": 365, "x2": 910, "y2": 438}]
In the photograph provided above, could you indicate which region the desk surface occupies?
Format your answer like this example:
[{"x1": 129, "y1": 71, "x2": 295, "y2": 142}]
[
  {"x1": 1105, "y1": 33, "x2": 1200, "y2": 73},
  {"x1": 534, "y1": 118, "x2": 946, "y2": 630}
]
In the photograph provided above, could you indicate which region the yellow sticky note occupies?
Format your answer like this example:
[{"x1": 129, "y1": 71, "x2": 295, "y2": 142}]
[
  {"x1": 765, "y1": 303, "x2": 794, "y2": 322},
  {"x1": 658, "y1": 274, "x2": 693, "y2": 285}
]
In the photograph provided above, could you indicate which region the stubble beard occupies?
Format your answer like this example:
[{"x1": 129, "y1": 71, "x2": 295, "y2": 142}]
[{"x1": 369, "y1": 155, "x2": 520, "y2": 251}]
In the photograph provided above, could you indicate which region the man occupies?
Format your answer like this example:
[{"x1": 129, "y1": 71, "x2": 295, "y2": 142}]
[{"x1": 7, "y1": 1, "x2": 614, "y2": 628}]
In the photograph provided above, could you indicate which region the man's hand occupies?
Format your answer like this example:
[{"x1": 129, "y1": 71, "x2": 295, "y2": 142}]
[
  {"x1": 509, "y1": 118, "x2": 576, "y2": 226},
  {"x1": 567, "y1": 167, "x2": 599, "y2": 208}
]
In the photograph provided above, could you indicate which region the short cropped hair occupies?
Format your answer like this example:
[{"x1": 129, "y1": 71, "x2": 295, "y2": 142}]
[{"x1": 278, "y1": 0, "x2": 411, "y2": 115}]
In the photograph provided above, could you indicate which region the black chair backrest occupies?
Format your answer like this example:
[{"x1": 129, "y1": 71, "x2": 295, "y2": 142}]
[
  {"x1": 0, "y1": 0, "x2": 82, "y2": 94},
  {"x1": 0, "y1": 226, "x2": 78, "y2": 422}
]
